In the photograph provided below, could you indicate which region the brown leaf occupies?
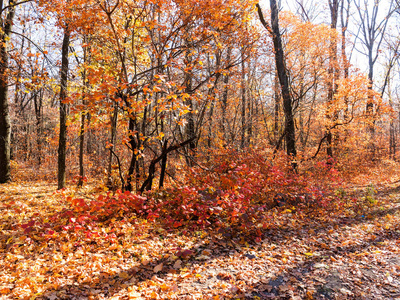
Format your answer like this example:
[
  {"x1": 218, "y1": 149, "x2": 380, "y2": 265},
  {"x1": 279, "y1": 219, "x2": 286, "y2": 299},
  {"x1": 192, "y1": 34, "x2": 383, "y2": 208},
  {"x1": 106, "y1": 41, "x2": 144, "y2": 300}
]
[
  {"x1": 173, "y1": 259, "x2": 182, "y2": 269},
  {"x1": 154, "y1": 263, "x2": 163, "y2": 273}
]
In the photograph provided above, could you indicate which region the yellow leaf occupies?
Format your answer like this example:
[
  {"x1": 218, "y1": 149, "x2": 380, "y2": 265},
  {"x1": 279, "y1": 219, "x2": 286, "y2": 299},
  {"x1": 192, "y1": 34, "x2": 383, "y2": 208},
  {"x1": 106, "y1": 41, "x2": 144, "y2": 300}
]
[
  {"x1": 304, "y1": 252, "x2": 313, "y2": 257},
  {"x1": 266, "y1": 256, "x2": 274, "y2": 262},
  {"x1": 119, "y1": 272, "x2": 130, "y2": 279},
  {"x1": 160, "y1": 283, "x2": 169, "y2": 291}
]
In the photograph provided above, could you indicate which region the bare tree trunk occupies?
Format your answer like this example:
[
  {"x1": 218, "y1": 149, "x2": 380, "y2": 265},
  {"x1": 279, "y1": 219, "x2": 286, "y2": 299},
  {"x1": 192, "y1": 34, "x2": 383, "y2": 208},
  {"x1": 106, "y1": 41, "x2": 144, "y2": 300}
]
[
  {"x1": 184, "y1": 45, "x2": 196, "y2": 163},
  {"x1": 326, "y1": 0, "x2": 339, "y2": 160},
  {"x1": 158, "y1": 140, "x2": 168, "y2": 188},
  {"x1": 78, "y1": 111, "x2": 85, "y2": 187},
  {"x1": 78, "y1": 36, "x2": 90, "y2": 187},
  {"x1": 33, "y1": 92, "x2": 43, "y2": 166},
  {"x1": 221, "y1": 48, "x2": 231, "y2": 143},
  {"x1": 341, "y1": 0, "x2": 350, "y2": 122},
  {"x1": 0, "y1": 0, "x2": 15, "y2": 183},
  {"x1": 125, "y1": 116, "x2": 137, "y2": 191},
  {"x1": 106, "y1": 104, "x2": 118, "y2": 188},
  {"x1": 58, "y1": 24, "x2": 70, "y2": 189},
  {"x1": 274, "y1": 72, "x2": 280, "y2": 144},
  {"x1": 240, "y1": 49, "x2": 246, "y2": 149},
  {"x1": 247, "y1": 80, "x2": 253, "y2": 145},
  {"x1": 257, "y1": 1, "x2": 297, "y2": 167},
  {"x1": 389, "y1": 81, "x2": 395, "y2": 159},
  {"x1": 341, "y1": 0, "x2": 350, "y2": 149}
]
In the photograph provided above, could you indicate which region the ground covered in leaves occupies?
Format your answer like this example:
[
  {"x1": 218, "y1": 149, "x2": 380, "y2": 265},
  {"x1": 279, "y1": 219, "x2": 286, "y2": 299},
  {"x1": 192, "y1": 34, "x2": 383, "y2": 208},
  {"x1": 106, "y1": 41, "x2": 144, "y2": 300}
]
[{"x1": 2, "y1": 163, "x2": 400, "y2": 299}]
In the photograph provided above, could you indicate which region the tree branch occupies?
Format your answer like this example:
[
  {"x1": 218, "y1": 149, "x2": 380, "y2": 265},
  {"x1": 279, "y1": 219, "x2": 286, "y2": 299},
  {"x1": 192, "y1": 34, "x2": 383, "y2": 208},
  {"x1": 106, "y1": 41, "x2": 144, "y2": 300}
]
[
  {"x1": 256, "y1": 3, "x2": 273, "y2": 35},
  {"x1": 1, "y1": 0, "x2": 33, "y2": 13}
]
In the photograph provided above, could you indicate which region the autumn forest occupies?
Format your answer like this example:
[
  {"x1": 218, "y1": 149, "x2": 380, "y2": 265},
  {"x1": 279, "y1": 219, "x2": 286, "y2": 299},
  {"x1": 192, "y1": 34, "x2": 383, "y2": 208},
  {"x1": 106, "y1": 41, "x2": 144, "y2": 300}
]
[{"x1": 2, "y1": 0, "x2": 400, "y2": 299}]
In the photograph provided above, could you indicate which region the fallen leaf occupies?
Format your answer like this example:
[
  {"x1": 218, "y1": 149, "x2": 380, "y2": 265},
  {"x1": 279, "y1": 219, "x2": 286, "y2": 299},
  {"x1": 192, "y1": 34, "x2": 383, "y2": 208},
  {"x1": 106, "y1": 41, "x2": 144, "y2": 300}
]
[
  {"x1": 119, "y1": 272, "x2": 130, "y2": 279},
  {"x1": 196, "y1": 255, "x2": 210, "y2": 260},
  {"x1": 173, "y1": 259, "x2": 182, "y2": 269},
  {"x1": 128, "y1": 291, "x2": 142, "y2": 299},
  {"x1": 202, "y1": 249, "x2": 212, "y2": 256},
  {"x1": 154, "y1": 263, "x2": 163, "y2": 273}
]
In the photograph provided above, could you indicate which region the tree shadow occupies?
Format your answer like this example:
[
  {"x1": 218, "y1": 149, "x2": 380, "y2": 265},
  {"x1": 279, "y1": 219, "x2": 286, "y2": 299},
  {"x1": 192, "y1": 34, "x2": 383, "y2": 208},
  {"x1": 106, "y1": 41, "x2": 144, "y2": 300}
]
[
  {"x1": 30, "y1": 201, "x2": 400, "y2": 299},
  {"x1": 245, "y1": 226, "x2": 400, "y2": 299},
  {"x1": 2, "y1": 179, "x2": 396, "y2": 300},
  {"x1": 376, "y1": 184, "x2": 400, "y2": 197}
]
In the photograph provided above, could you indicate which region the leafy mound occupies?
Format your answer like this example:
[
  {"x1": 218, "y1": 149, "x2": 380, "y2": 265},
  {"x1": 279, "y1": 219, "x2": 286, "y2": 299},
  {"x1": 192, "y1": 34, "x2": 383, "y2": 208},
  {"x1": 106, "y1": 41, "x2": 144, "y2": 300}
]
[{"x1": 18, "y1": 149, "x2": 343, "y2": 243}]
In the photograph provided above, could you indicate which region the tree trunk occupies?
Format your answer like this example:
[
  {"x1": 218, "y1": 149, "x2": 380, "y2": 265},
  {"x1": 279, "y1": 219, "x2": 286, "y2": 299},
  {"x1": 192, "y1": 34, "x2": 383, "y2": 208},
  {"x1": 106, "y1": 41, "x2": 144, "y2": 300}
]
[
  {"x1": 353, "y1": 0, "x2": 394, "y2": 159},
  {"x1": 158, "y1": 140, "x2": 168, "y2": 188},
  {"x1": 274, "y1": 72, "x2": 280, "y2": 144},
  {"x1": 184, "y1": 46, "x2": 196, "y2": 163},
  {"x1": 240, "y1": 49, "x2": 246, "y2": 149},
  {"x1": 389, "y1": 95, "x2": 395, "y2": 159},
  {"x1": 221, "y1": 47, "x2": 231, "y2": 143},
  {"x1": 326, "y1": 0, "x2": 339, "y2": 160},
  {"x1": 57, "y1": 24, "x2": 70, "y2": 189},
  {"x1": 34, "y1": 92, "x2": 43, "y2": 166},
  {"x1": 257, "y1": 1, "x2": 296, "y2": 166},
  {"x1": 247, "y1": 81, "x2": 253, "y2": 145},
  {"x1": 106, "y1": 104, "x2": 118, "y2": 188},
  {"x1": 78, "y1": 35, "x2": 90, "y2": 187},
  {"x1": 125, "y1": 116, "x2": 137, "y2": 191},
  {"x1": 77, "y1": 111, "x2": 85, "y2": 187},
  {"x1": 207, "y1": 51, "x2": 221, "y2": 150},
  {"x1": 341, "y1": 0, "x2": 350, "y2": 121},
  {"x1": 0, "y1": 1, "x2": 15, "y2": 183}
]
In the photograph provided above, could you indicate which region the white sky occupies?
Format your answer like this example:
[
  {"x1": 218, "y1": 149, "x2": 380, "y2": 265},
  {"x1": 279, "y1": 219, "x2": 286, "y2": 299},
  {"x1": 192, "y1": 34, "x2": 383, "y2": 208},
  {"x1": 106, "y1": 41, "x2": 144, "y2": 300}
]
[{"x1": 258, "y1": 0, "x2": 399, "y2": 98}]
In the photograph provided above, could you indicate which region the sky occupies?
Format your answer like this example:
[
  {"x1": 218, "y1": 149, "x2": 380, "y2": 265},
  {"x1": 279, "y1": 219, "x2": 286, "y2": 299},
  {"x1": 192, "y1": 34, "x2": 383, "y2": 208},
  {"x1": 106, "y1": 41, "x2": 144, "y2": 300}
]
[{"x1": 258, "y1": 0, "x2": 400, "y2": 98}]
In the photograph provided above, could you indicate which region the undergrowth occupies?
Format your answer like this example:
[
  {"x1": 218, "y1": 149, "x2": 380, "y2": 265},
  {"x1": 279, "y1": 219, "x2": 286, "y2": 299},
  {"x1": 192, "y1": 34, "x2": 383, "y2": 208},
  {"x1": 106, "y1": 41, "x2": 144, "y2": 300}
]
[{"x1": 16, "y1": 148, "x2": 352, "y2": 243}]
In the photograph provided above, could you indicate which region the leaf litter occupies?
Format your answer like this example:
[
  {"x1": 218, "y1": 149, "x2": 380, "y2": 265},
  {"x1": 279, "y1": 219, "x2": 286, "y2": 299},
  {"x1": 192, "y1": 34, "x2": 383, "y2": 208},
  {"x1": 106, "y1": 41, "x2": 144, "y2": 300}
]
[{"x1": 1, "y1": 180, "x2": 400, "y2": 299}]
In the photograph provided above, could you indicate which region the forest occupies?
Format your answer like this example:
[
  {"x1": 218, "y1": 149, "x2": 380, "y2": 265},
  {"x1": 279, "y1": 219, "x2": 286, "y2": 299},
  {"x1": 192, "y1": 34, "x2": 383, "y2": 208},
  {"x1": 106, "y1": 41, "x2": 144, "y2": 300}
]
[{"x1": 2, "y1": 0, "x2": 400, "y2": 299}]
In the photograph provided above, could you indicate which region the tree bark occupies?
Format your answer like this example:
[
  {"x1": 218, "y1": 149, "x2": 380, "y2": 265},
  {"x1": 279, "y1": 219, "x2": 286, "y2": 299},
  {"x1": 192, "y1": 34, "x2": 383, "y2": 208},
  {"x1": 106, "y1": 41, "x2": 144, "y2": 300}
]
[
  {"x1": 106, "y1": 104, "x2": 118, "y2": 188},
  {"x1": 340, "y1": 0, "x2": 350, "y2": 146},
  {"x1": 184, "y1": 45, "x2": 196, "y2": 163},
  {"x1": 57, "y1": 24, "x2": 70, "y2": 189},
  {"x1": 240, "y1": 49, "x2": 246, "y2": 149},
  {"x1": 78, "y1": 35, "x2": 90, "y2": 187},
  {"x1": 221, "y1": 47, "x2": 231, "y2": 143},
  {"x1": 274, "y1": 72, "x2": 280, "y2": 144},
  {"x1": 33, "y1": 92, "x2": 43, "y2": 166},
  {"x1": 158, "y1": 140, "x2": 168, "y2": 188},
  {"x1": 77, "y1": 111, "x2": 85, "y2": 187},
  {"x1": 0, "y1": 0, "x2": 15, "y2": 183},
  {"x1": 326, "y1": 0, "x2": 339, "y2": 159},
  {"x1": 125, "y1": 116, "x2": 137, "y2": 192},
  {"x1": 257, "y1": 2, "x2": 297, "y2": 167}
]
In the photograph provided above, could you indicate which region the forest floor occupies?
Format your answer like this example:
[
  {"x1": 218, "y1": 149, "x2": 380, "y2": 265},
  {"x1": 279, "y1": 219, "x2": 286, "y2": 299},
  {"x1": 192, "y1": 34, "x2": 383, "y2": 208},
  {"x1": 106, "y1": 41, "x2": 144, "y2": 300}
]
[{"x1": 2, "y1": 163, "x2": 400, "y2": 299}]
